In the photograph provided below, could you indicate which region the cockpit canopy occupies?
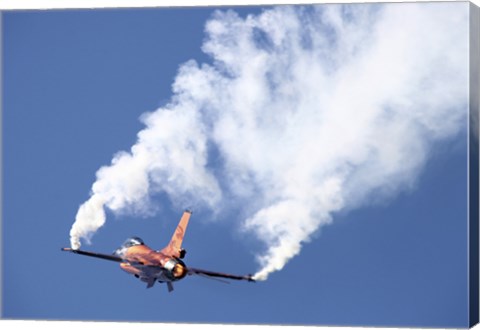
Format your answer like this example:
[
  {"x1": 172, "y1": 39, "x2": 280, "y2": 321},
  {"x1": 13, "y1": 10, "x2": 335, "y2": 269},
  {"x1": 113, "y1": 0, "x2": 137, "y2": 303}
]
[
  {"x1": 123, "y1": 237, "x2": 144, "y2": 248},
  {"x1": 113, "y1": 237, "x2": 145, "y2": 257}
]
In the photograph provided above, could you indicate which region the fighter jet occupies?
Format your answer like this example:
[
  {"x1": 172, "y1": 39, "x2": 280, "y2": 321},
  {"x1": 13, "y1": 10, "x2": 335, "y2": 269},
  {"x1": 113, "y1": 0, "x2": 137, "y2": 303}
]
[{"x1": 62, "y1": 210, "x2": 254, "y2": 292}]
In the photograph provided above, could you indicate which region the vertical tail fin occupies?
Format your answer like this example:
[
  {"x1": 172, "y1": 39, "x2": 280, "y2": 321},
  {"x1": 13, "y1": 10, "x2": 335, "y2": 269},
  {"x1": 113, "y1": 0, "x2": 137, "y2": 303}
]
[{"x1": 160, "y1": 210, "x2": 192, "y2": 258}]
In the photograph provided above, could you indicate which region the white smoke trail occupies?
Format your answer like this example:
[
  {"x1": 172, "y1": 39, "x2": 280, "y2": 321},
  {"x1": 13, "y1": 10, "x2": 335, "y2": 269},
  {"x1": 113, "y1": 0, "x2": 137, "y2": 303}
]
[
  {"x1": 69, "y1": 103, "x2": 222, "y2": 249},
  {"x1": 69, "y1": 3, "x2": 469, "y2": 281}
]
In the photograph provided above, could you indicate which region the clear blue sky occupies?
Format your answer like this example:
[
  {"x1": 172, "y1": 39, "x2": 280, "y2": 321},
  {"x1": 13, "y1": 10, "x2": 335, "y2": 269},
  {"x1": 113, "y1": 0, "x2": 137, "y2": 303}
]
[{"x1": 2, "y1": 5, "x2": 470, "y2": 327}]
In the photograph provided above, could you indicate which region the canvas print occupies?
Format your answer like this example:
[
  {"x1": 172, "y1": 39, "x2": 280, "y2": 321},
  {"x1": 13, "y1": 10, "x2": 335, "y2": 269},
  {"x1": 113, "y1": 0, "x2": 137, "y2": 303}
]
[{"x1": 2, "y1": 1, "x2": 479, "y2": 328}]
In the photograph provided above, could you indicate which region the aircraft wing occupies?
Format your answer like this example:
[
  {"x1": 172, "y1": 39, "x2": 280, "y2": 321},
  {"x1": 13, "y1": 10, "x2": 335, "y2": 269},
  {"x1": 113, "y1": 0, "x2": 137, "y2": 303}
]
[
  {"x1": 187, "y1": 267, "x2": 255, "y2": 282},
  {"x1": 61, "y1": 247, "x2": 124, "y2": 263}
]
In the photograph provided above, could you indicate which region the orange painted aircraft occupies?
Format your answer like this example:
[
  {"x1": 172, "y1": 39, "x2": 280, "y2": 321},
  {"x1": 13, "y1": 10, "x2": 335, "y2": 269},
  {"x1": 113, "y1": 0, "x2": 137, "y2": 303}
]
[{"x1": 62, "y1": 210, "x2": 254, "y2": 292}]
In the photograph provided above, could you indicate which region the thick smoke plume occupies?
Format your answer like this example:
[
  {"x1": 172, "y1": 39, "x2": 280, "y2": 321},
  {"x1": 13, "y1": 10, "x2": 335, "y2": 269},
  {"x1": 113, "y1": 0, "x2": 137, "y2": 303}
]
[{"x1": 70, "y1": 3, "x2": 468, "y2": 281}]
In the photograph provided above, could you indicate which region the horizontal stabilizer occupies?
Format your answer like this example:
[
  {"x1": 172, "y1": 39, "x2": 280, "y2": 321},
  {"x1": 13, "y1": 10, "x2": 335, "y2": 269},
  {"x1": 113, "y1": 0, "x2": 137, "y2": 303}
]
[{"x1": 146, "y1": 278, "x2": 156, "y2": 289}]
